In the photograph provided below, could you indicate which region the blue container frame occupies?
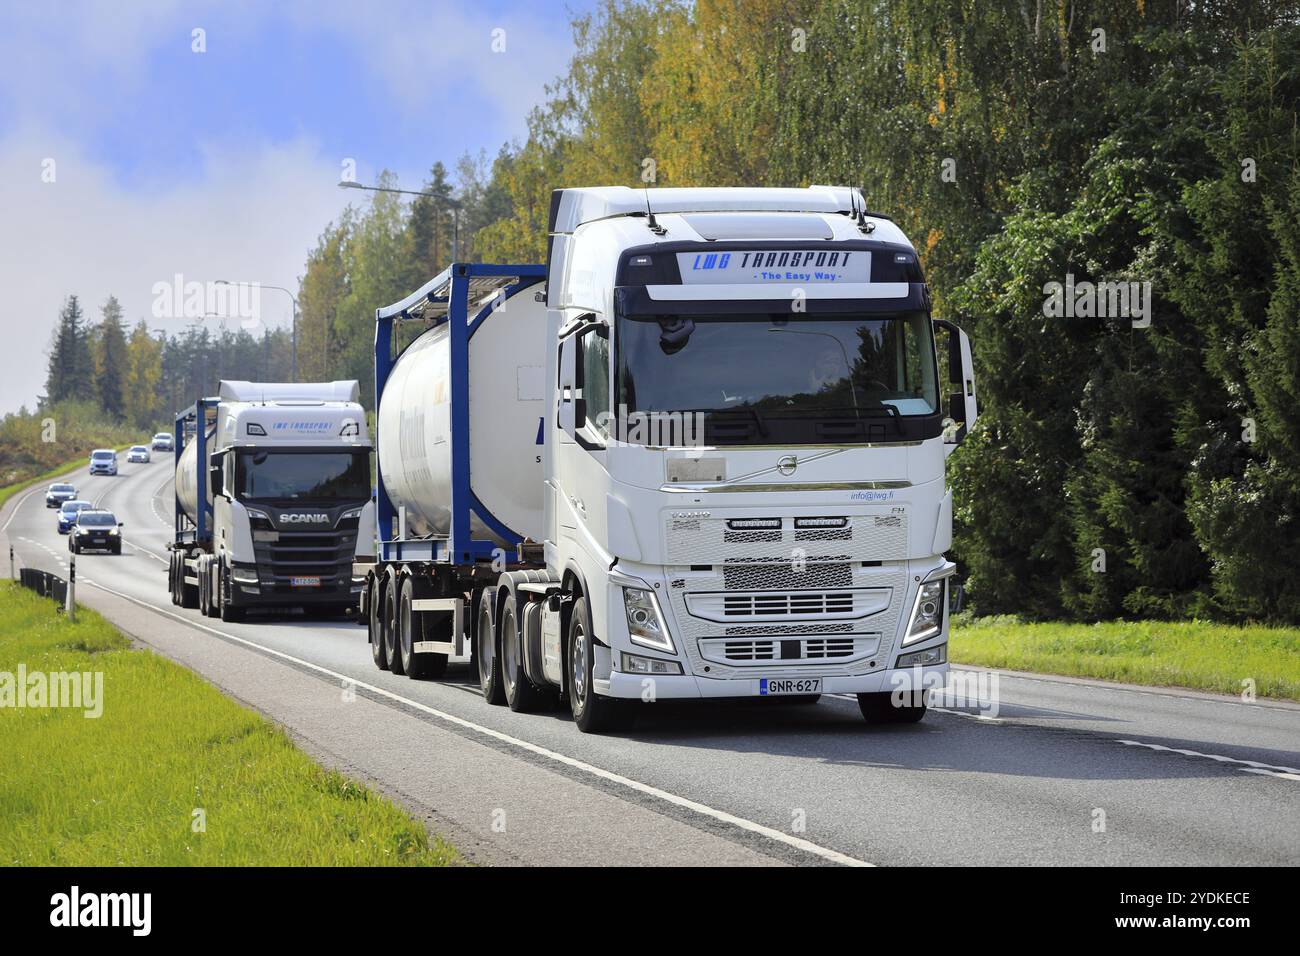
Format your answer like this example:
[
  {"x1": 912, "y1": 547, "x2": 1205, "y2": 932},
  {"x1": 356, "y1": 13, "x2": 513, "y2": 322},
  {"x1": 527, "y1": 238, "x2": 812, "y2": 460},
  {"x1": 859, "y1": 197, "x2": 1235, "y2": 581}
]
[
  {"x1": 374, "y1": 262, "x2": 546, "y2": 567},
  {"x1": 174, "y1": 397, "x2": 216, "y2": 546}
]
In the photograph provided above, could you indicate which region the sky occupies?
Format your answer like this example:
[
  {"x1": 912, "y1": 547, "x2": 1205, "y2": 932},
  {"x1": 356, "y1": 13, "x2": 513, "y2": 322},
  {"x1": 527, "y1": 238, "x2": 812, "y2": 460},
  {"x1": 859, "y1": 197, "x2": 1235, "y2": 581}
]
[{"x1": 0, "y1": 0, "x2": 596, "y2": 416}]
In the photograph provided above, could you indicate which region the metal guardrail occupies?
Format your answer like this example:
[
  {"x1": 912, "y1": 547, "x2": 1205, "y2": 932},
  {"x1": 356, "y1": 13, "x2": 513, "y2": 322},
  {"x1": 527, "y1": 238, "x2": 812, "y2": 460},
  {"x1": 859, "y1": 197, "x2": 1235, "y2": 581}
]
[
  {"x1": 19, "y1": 567, "x2": 68, "y2": 605},
  {"x1": 13, "y1": 544, "x2": 76, "y2": 620}
]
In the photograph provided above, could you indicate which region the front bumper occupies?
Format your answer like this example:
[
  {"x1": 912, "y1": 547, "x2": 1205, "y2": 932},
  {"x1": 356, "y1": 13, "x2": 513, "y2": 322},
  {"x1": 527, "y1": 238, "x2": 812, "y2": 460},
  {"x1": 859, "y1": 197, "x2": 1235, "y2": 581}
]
[
  {"x1": 229, "y1": 582, "x2": 363, "y2": 609},
  {"x1": 602, "y1": 661, "x2": 950, "y2": 699}
]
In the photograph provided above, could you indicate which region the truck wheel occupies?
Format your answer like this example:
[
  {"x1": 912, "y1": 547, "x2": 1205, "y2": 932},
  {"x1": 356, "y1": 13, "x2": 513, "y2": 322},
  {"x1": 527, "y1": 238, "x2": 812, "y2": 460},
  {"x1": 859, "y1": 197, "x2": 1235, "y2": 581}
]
[
  {"x1": 500, "y1": 592, "x2": 545, "y2": 712},
  {"x1": 168, "y1": 553, "x2": 179, "y2": 605},
  {"x1": 369, "y1": 576, "x2": 389, "y2": 670},
  {"x1": 476, "y1": 592, "x2": 505, "y2": 705},
  {"x1": 398, "y1": 577, "x2": 447, "y2": 679},
  {"x1": 857, "y1": 692, "x2": 927, "y2": 724},
  {"x1": 567, "y1": 596, "x2": 633, "y2": 733},
  {"x1": 219, "y1": 567, "x2": 244, "y2": 622},
  {"x1": 384, "y1": 577, "x2": 404, "y2": 676}
]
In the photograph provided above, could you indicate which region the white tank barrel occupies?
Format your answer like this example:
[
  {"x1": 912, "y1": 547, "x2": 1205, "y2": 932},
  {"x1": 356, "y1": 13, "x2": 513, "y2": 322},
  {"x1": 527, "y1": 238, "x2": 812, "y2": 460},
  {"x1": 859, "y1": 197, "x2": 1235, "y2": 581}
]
[
  {"x1": 174, "y1": 430, "x2": 214, "y2": 525},
  {"x1": 378, "y1": 285, "x2": 548, "y2": 546}
]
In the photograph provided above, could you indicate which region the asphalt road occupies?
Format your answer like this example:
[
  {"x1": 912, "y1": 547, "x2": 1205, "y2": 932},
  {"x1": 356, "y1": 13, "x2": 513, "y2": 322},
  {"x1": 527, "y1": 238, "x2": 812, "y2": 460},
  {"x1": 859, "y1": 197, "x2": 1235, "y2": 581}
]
[{"x1": 3, "y1": 456, "x2": 1298, "y2": 866}]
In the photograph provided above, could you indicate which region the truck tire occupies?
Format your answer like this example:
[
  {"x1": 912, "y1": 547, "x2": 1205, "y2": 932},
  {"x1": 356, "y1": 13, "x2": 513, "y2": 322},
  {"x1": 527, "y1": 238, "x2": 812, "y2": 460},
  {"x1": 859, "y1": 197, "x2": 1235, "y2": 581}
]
[
  {"x1": 219, "y1": 567, "x2": 244, "y2": 622},
  {"x1": 168, "y1": 553, "x2": 179, "y2": 605},
  {"x1": 500, "y1": 592, "x2": 545, "y2": 712},
  {"x1": 384, "y1": 576, "x2": 404, "y2": 676},
  {"x1": 202, "y1": 562, "x2": 219, "y2": 618},
  {"x1": 476, "y1": 591, "x2": 505, "y2": 705},
  {"x1": 857, "y1": 691, "x2": 927, "y2": 724},
  {"x1": 567, "y1": 596, "x2": 633, "y2": 733},
  {"x1": 398, "y1": 576, "x2": 447, "y2": 679},
  {"x1": 369, "y1": 576, "x2": 389, "y2": 671},
  {"x1": 197, "y1": 564, "x2": 209, "y2": 616}
]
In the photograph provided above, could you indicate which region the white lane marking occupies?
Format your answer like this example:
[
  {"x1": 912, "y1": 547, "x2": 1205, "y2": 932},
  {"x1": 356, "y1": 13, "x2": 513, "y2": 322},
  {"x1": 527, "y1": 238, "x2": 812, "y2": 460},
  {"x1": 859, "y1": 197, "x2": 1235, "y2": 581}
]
[
  {"x1": 2, "y1": 483, "x2": 52, "y2": 534},
  {"x1": 82, "y1": 578, "x2": 871, "y2": 867},
  {"x1": 1242, "y1": 768, "x2": 1300, "y2": 781},
  {"x1": 150, "y1": 472, "x2": 173, "y2": 528},
  {"x1": 1116, "y1": 739, "x2": 1300, "y2": 781}
]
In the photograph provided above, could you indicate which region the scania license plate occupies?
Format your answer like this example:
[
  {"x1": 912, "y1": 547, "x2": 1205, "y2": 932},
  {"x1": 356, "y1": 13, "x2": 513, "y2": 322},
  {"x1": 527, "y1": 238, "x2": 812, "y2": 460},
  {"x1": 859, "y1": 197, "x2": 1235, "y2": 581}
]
[
  {"x1": 290, "y1": 576, "x2": 321, "y2": 587},
  {"x1": 759, "y1": 678, "x2": 821, "y2": 696}
]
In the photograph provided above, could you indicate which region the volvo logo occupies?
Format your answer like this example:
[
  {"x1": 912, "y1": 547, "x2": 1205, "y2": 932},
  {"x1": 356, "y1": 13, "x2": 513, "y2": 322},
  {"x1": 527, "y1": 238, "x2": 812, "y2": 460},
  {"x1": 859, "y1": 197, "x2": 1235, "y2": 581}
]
[
  {"x1": 776, "y1": 455, "x2": 798, "y2": 476},
  {"x1": 279, "y1": 513, "x2": 330, "y2": 524}
]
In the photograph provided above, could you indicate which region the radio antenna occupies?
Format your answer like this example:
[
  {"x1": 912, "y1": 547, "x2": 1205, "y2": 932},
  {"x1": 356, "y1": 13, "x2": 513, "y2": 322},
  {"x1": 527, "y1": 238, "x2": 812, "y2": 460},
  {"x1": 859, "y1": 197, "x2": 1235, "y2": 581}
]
[{"x1": 644, "y1": 185, "x2": 666, "y2": 236}]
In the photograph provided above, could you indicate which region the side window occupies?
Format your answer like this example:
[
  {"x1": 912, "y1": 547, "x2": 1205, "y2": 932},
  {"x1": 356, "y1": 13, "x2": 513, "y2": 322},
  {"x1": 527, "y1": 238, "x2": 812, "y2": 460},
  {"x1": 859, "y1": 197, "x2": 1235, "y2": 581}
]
[{"x1": 580, "y1": 326, "x2": 611, "y2": 440}]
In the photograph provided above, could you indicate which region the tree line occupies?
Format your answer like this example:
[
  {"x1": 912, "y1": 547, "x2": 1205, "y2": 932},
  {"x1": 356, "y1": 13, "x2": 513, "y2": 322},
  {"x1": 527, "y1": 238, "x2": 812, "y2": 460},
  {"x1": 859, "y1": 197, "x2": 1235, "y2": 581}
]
[{"x1": 40, "y1": 293, "x2": 294, "y2": 431}]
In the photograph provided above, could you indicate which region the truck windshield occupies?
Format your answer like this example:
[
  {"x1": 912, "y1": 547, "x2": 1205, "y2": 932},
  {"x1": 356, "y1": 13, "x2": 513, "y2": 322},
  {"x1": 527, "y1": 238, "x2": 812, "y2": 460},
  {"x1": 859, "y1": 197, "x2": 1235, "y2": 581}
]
[
  {"x1": 615, "y1": 310, "x2": 939, "y2": 444},
  {"x1": 235, "y1": 451, "x2": 369, "y2": 502}
]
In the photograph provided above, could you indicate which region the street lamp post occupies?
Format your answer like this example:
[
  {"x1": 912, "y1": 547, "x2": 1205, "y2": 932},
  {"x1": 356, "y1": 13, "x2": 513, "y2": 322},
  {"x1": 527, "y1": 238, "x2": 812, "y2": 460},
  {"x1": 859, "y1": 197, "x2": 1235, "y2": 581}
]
[
  {"x1": 339, "y1": 180, "x2": 462, "y2": 261},
  {"x1": 215, "y1": 279, "x2": 298, "y2": 382}
]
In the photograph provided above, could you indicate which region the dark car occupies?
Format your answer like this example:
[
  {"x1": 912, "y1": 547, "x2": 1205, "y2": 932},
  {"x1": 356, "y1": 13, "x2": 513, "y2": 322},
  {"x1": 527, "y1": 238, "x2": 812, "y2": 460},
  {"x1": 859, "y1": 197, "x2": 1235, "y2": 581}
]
[
  {"x1": 45, "y1": 483, "x2": 77, "y2": 508},
  {"x1": 68, "y1": 511, "x2": 123, "y2": 554},
  {"x1": 56, "y1": 500, "x2": 93, "y2": 534}
]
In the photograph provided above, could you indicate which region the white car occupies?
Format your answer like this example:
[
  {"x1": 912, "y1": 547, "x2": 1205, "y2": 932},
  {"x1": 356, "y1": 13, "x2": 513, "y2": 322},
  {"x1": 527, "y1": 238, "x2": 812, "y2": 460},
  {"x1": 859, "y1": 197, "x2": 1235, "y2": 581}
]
[
  {"x1": 127, "y1": 445, "x2": 151, "y2": 463},
  {"x1": 88, "y1": 449, "x2": 118, "y2": 476},
  {"x1": 151, "y1": 432, "x2": 174, "y2": 452}
]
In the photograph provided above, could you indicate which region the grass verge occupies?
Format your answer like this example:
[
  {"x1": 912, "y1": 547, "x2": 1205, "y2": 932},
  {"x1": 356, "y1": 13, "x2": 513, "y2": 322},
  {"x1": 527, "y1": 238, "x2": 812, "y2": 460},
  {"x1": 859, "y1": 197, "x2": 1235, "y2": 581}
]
[
  {"x1": 950, "y1": 613, "x2": 1300, "y2": 701},
  {"x1": 0, "y1": 581, "x2": 458, "y2": 865}
]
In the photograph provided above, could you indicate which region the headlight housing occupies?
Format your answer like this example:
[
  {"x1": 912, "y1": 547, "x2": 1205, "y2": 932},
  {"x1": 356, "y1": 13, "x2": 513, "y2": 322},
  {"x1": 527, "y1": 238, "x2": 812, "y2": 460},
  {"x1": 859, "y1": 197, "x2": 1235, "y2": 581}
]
[
  {"x1": 903, "y1": 579, "x2": 946, "y2": 645},
  {"x1": 622, "y1": 587, "x2": 674, "y2": 654},
  {"x1": 231, "y1": 566, "x2": 259, "y2": 584}
]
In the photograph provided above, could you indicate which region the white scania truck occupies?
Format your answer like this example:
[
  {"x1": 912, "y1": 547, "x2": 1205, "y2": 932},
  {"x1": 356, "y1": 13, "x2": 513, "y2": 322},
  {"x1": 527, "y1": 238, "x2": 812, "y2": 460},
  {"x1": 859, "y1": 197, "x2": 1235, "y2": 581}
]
[
  {"x1": 169, "y1": 380, "x2": 376, "y2": 621},
  {"x1": 363, "y1": 186, "x2": 978, "y2": 732}
]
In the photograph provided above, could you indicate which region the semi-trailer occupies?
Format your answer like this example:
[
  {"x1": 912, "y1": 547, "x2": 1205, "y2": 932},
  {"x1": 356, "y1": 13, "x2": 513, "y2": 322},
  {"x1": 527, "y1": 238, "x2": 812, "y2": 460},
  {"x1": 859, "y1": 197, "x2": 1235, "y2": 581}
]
[
  {"x1": 169, "y1": 380, "x2": 376, "y2": 621},
  {"x1": 362, "y1": 185, "x2": 978, "y2": 732}
]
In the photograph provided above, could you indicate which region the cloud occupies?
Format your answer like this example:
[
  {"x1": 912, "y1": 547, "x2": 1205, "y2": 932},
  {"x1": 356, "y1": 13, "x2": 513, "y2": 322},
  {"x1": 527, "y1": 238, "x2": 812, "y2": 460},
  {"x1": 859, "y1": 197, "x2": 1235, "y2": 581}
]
[{"x1": 0, "y1": 122, "x2": 350, "y2": 415}]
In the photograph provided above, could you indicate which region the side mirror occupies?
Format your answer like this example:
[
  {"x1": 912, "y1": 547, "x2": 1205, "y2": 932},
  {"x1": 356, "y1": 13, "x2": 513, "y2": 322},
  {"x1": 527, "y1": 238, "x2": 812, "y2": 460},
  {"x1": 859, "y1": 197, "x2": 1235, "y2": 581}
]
[
  {"x1": 934, "y1": 320, "x2": 978, "y2": 452},
  {"x1": 118, "y1": 522, "x2": 125, "y2": 528},
  {"x1": 557, "y1": 334, "x2": 578, "y2": 443}
]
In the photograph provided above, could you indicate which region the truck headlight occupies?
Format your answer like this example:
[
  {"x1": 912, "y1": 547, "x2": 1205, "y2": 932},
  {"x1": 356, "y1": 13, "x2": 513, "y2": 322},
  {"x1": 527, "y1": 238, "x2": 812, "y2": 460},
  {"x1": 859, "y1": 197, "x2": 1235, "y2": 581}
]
[
  {"x1": 903, "y1": 579, "x2": 946, "y2": 645},
  {"x1": 231, "y1": 567, "x2": 259, "y2": 584},
  {"x1": 622, "y1": 587, "x2": 674, "y2": 653}
]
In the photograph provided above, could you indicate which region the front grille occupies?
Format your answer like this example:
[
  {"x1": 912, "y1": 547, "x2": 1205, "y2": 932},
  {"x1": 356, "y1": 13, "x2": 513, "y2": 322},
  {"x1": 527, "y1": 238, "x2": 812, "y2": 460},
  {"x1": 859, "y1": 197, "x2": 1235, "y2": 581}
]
[
  {"x1": 722, "y1": 557, "x2": 853, "y2": 591},
  {"x1": 253, "y1": 527, "x2": 356, "y2": 587},
  {"x1": 711, "y1": 637, "x2": 863, "y2": 663},
  {"x1": 721, "y1": 591, "x2": 854, "y2": 617}
]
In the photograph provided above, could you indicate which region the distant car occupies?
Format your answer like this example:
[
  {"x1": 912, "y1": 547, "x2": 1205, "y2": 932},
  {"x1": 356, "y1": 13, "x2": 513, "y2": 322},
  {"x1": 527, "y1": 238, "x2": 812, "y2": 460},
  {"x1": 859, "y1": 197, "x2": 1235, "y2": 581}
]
[
  {"x1": 68, "y1": 510, "x2": 122, "y2": 554},
  {"x1": 127, "y1": 445, "x2": 151, "y2": 463},
  {"x1": 88, "y1": 449, "x2": 118, "y2": 476},
  {"x1": 151, "y1": 433, "x2": 174, "y2": 452},
  {"x1": 45, "y1": 482, "x2": 77, "y2": 508},
  {"x1": 57, "y1": 500, "x2": 93, "y2": 534}
]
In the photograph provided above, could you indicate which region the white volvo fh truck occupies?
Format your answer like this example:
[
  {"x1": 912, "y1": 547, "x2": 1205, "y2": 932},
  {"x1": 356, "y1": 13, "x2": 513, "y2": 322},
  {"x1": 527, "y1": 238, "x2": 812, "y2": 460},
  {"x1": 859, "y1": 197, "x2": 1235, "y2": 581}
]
[
  {"x1": 169, "y1": 381, "x2": 376, "y2": 621},
  {"x1": 363, "y1": 186, "x2": 978, "y2": 732}
]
